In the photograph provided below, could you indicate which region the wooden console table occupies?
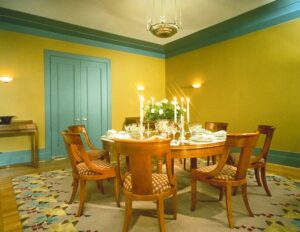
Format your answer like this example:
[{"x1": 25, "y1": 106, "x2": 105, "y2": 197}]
[{"x1": 0, "y1": 120, "x2": 39, "y2": 167}]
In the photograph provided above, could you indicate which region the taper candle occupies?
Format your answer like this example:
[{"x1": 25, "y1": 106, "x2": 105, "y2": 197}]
[
  {"x1": 174, "y1": 97, "x2": 177, "y2": 123},
  {"x1": 186, "y1": 98, "x2": 190, "y2": 123}
]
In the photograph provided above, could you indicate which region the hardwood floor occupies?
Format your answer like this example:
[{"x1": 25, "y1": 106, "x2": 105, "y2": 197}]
[{"x1": 0, "y1": 159, "x2": 70, "y2": 232}]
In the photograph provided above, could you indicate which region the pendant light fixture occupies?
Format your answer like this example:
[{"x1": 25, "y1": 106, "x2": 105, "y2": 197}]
[{"x1": 147, "y1": 0, "x2": 182, "y2": 38}]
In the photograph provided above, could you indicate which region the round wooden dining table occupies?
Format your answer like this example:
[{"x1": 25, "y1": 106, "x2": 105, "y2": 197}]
[{"x1": 101, "y1": 137, "x2": 225, "y2": 171}]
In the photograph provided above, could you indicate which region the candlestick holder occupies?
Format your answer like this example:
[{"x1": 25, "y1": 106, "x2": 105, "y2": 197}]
[
  {"x1": 179, "y1": 116, "x2": 186, "y2": 143},
  {"x1": 139, "y1": 121, "x2": 144, "y2": 139}
]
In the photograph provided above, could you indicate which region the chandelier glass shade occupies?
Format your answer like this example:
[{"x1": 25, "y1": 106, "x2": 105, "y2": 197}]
[{"x1": 147, "y1": 0, "x2": 181, "y2": 38}]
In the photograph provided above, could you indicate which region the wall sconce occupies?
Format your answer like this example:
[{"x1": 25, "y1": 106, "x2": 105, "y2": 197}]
[
  {"x1": 137, "y1": 85, "x2": 145, "y2": 92},
  {"x1": 0, "y1": 76, "x2": 13, "y2": 83},
  {"x1": 192, "y1": 83, "x2": 201, "y2": 89}
]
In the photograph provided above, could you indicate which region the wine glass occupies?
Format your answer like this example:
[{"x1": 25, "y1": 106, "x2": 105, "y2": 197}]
[{"x1": 168, "y1": 122, "x2": 178, "y2": 143}]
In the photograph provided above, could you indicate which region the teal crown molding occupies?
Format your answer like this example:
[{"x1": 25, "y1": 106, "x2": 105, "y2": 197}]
[
  {"x1": 165, "y1": 0, "x2": 300, "y2": 58},
  {"x1": 0, "y1": 7, "x2": 165, "y2": 58},
  {"x1": 1, "y1": 1, "x2": 300, "y2": 58}
]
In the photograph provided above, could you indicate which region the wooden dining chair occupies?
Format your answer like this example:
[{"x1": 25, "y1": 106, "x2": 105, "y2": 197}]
[
  {"x1": 122, "y1": 117, "x2": 140, "y2": 130},
  {"x1": 122, "y1": 116, "x2": 155, "y2": 130},
  {"x1": 205, "y1": 122, "x2": 228, "y2": 165},
  {"x1": 230, "y1": 125, "x2": 275, "y2": 196},
  {"x1": 61, "y1": 131, "x2": 120, "y2": 216},
  {"x1": 191, "y1": 132, "x2": 259, "y2": 228},
  {"x1": 114, "y1": 138, "x2": 177, "y2": 232},
  {"x1": 68, "y1": 125, "x2": 110, "y2": 163}
]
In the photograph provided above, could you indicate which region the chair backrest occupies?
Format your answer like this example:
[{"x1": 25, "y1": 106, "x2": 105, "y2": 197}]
[
  {"x1": 122, "y1": 117, "x2": 140, "y2": 129},
  {"x1": 257, "y1": 125, "x2": 276, "y2": 160},
  {"x1": 61, "y1": 131, "x2": 85, "y2": 175},
  {"x1": 68, "y1": 125, "x2": 95, "y2": 150},
  {"x1": 62, "y1": 131, "x2": 114, "y2": 176},
  {"x1": 213, "y1": 132, "x2": 259, "y2": 181},
  {"x1": 122, "y1": 117, "x2": 155, "y2": 130},
  {"x1": 205, "y1": 122, "x2": 228, "y2": 132},
  {"x1": 114, "y1": 138, "x2": 174, "y2": 195},
  {"x1": 227, "y1": 132, "x2": 259, "y2": 180}
]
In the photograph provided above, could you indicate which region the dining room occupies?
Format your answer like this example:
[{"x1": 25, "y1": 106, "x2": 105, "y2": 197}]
[{"x1": 0, "y1": 1, "x2": 300, "y2": 231}]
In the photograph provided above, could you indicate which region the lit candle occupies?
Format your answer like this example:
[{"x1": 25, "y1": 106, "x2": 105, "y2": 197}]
[
  {"x1": 139, "y1": 95, "x2": 144, "y2": 125},
  {"x1": 151, "y1": 97, "x2": 154, "y2": 105},
  {"x1": 174, "y1": 97, "x2": 177, "y2": 123},
  {"x1": 186, "y1": 97, "x2": 190, "y2": 123}
]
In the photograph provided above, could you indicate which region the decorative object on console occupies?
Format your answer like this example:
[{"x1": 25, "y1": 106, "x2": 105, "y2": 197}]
[{"x1": 0, "y1": 116, "x2": 15, "y2": 125}]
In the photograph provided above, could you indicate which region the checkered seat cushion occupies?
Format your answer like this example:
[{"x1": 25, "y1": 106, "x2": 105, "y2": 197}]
[
  {"x1": 197, "y1": 164, "x2": 237, "y2": 180},
  {"x1": 123, "y1": 173, "x2": 171, "y2": 194},
  {"x1": 77, "y1": 160, "x2": 113, "y2": 176}
]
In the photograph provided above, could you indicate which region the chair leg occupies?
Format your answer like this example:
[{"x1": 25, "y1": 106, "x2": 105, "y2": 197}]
[
  {"x1": 219, "y1": 186, "x2": 224, "y2": 201},
  {"x1": 113, "y1": 177, "x2": 121, "y2": 207},
  {"x1": 191, "y1": 178, "x2": 197, "y2": 211},
  {"x1": 172, "y1": 191, "x2": 177, "y2": 219},
  {"x1": 212, "y1": 156, "x2": 216, "y2": 164},
  {"x1": 97, "y1": 180, "x2": 105, "y2": 194},
  {"x1": 241, "y1": 184, "x2": 253, "y2": 217},
  {"x1": 207, "y1": 157, "x2": 210, "y2": 166},
  {"x1": 183, "y1": 158, "x2": 186, "y2": 170},
  {"x1": 69, "y1": 178, "x2": 78, "y2": 204},
  {"x1": 77, "y1": 179, "x2": 86, "y2": 216},
  {"x1": 225, "y1": 183, "x2": 234, "y2": 228},
  {"x1": 157, "y1": 198, "x2": 166, "y2": 232},
  {"x1": 122, "y1": 196, "x2": 132, "y2": 232},
  {"x1": 232, "y1": 187, "x2": 238, "y2": 196},
  {"x1": 254, "y1": 168, "x2": 262, "y2": 186},
  {"x1": 261, "y1": 167, "x2": 272, "y2": 196}
]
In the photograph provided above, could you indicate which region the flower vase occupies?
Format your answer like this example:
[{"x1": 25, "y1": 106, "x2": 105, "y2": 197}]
[{"x1": 155, "y1": 119, "x2": 170, "y2": 137}]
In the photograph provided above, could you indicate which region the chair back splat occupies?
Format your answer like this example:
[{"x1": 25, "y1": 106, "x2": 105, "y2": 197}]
[{"x1": 114, "y1": 138, "x2": 177, "y2": 232}]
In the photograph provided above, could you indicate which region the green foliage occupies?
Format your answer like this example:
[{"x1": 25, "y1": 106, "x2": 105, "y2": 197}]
[{"x1": 144, "y1": 99, "x2": 183, "y2": 121}]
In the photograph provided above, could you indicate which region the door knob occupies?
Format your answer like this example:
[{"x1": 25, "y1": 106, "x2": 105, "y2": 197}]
[{"x1": 82, "y1": 117, "x2": 88, "y2": 121}]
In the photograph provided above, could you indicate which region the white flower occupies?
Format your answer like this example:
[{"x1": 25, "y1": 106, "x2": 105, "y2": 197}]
[
  {"x1": 162, "y1": 99, "x2": 168, "y2": 103},
  {"x1": 183, "y1": 108, "x2": 186, "y2": 112},
  {"x1": 151, "y1": 109, "x2": 155, "y2": 113},
  {"x1": 159, "y1": 109, "x2": 164, "y2": 115}
]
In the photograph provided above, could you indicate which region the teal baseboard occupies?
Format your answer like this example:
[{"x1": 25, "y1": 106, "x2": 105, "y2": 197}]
[
  {"x1": 268, "y1": 150, "x2": 300, "y2": 168},
  {"x1": 0, "y1": 149, "x2": 50, "y2": 167},
  {"x1": 0, "y1": 148, "x2": 299, "y2": 168}
]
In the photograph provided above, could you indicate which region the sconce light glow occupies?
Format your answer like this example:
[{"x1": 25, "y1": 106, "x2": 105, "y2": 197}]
[
  {"x1": 137, "y1": 85, "x2": 145, "y2": 91},
  {"x1": 192, "y1": 83, "x2": 201, "y2": 89},
  {"x1": 0, "y1": 76, "x2": 13, "y2": 83}
]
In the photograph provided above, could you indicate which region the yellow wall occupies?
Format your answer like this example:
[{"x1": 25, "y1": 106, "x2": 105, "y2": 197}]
[
  {"x1": 0, "y1": 30, "x2": 165, "y2": 151},
  {"x1": 166, "y1": 19, "x2": 300, "y2": 152}
]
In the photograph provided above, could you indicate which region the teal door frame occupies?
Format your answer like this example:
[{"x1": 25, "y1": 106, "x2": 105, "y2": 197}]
[{"x1": 44, "y1": 50, "x2": 112, "y2": 160}]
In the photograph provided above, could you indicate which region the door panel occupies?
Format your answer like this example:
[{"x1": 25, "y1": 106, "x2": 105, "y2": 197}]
[
  {"x1": 81, "y1": 60, "x2": 107, "y2": 148},
  {"x1": 47, "y1": 51, "x2": 111, "y2": 159},
  {"x1": 50, "y1": 56, "x2": 81, "y2": 157}
]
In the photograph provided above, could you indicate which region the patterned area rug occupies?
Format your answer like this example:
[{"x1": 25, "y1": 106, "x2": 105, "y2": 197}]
[{"x1": 12, "y1": 166, "x2": 300, "y2": 232}]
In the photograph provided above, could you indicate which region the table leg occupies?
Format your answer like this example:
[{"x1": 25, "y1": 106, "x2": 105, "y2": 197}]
[
  {"x1": 31, "y1": 132, "x2": 39, "y2": 168},
  {"x1": 190, "y1": 158, "x2": 197, "y2": 170}
]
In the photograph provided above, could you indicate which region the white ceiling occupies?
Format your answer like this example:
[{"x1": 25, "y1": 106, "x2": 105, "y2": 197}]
[{"x1": 0, "y1": 0, "x2": 274, "y2": 45}]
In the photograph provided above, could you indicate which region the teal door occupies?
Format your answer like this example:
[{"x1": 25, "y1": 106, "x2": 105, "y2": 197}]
[{"x1": 46, "y1": 51, "x2": 111, "y2": 158}]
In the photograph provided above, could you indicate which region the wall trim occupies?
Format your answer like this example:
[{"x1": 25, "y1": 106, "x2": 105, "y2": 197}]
[
  {"x1": 165, "y1": 0, "x2": 300, "y2": 58},
  {"x1": 0, "y1": 149, "x2": 49, "y2": 167},
  {"x1": 1, "y1": 147, "x2": 299, "y2": 168},
  {"x1": 0, "y1": 10, "x2": 165, "y2": 59},
  {"x1": 1, "y1": 1, "x2": 300, "y2": 59}
]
